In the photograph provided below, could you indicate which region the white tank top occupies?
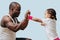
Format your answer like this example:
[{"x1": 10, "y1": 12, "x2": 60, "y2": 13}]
[
  {"x1": 43, "y1": 18, "x2": 58, "y2": 40},
  {"x1": 0, "y1": 14, "x2": 17, "y2": 40}
]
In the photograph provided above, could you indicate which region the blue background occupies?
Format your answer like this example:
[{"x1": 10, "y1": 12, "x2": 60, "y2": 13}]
[{"x1": 0, "y1": 0, "x2": 60, "y2": 40}]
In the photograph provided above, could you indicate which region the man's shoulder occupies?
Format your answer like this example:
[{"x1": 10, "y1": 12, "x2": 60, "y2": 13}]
[
  {"x1": 1, "y1": 15, "x2": 11, "y2": 22},
  {"x1": 3, "y1": 15, "x2": 8, "y2": 18},
  {"x1": 1, "y1": 15, "x2": 11, "y2": 27}
]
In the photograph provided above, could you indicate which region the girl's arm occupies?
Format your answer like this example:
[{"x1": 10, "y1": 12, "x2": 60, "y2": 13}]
[
  {"x1": 28, "y1": 16, "x2": 46, "y2": 26},
  {"x1": 28, "y1": 16, "x2": 43, "y2": 23}
]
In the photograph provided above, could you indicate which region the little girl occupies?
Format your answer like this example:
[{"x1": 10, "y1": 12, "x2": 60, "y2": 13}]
[{"x1": 28, "y1": 8, "x2": 60, "y2": 40}]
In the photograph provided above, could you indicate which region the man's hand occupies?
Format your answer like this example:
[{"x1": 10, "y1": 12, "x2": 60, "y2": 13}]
[
  {"x1": 17, "y1": 10, "x2": 31, "y2": 30},
  {"x1": 25, "y1": 10, "x2": 31, "y2": 20}
]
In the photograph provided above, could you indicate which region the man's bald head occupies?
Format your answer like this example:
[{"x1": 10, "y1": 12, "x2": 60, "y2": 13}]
[
  {"x1": 9, "y1": 2, "x2": 21, "y2": 10},
  {"x1": 9, "y1": 2, "x2": 21, "y2": 17}
]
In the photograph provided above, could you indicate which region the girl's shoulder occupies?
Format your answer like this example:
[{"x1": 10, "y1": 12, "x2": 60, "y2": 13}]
[{"x1": 43, "y1": 18, "x2": 56, "y2": 23}]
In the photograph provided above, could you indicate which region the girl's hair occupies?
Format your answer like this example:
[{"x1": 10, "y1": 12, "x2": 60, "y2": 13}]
[{"x1": 47, "y1": 8, "x2": 57, "y2": 20}]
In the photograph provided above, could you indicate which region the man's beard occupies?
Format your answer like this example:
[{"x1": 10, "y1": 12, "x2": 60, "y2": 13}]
[{"x1": 13, "y1": 13, "x2": 19, "y2": 17}]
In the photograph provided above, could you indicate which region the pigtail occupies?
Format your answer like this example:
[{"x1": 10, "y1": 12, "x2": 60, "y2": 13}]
[{"x1": 55, "y1": 15, "x2": 57, "y2": 20}]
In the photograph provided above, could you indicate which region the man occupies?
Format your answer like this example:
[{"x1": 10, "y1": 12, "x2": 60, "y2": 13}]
[{"x1": 0, "y1": 2, "x2": 30, "y2": 40}]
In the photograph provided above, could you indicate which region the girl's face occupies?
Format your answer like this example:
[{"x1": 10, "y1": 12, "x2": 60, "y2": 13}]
[{"x1": 45, "y1": 11, "x2": 51, "y2": 18}]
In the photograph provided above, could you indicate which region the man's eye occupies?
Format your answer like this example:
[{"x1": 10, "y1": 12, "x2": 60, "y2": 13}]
[
  {"x1": 18, "y1": 9, "x2": 20, "y2": 11},
  {"x1": 16, "y1": 9, "x2": 20, "y2": 11},
  {"x1": 12, "y1": 9, "x2": 13, "y2": 11}
]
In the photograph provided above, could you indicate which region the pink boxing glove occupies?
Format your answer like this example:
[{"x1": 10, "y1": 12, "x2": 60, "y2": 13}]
[
  {"x1": 54, "y1": 37, "x2": 60, "y2": 40},
  {"x1": 28, "y1": 16, "x2": 33, "y2": 20}
]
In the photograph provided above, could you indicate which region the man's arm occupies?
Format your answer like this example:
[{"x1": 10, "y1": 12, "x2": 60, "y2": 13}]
[
  {"x1": 17, "y1": 19, "x2": 29, "y2": 30},
  {"x1": 1, "y1": 16, "x2": 29, "y2": 32},
  {"x1": 1, "y1": 11, "x2": 30, "y2": 32},
  {"x1": 16, "y1": 10, "x2": 30, "y2": 30},
  {"x1": 1, "y1": 16, "x2": 19, "y2": 32}
]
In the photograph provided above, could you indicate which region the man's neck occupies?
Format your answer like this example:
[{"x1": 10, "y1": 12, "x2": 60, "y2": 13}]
[{"x1": 9, "y1": 13, "x2": 14, "y2": 18}]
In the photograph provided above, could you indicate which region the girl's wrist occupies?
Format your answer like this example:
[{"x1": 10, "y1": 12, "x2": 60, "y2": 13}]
[{"x1": 28, "y1": 16, "x2": 33, "y2": 20}]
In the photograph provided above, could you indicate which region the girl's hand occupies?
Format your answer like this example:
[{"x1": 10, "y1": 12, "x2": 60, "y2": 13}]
[{"x1": 41, "y1": 23, "x2": 46, "y2": 26}]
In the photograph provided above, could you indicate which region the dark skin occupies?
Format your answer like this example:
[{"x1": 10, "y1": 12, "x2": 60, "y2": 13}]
[{"x1": 1, "y1": 3, "x2": 30, "y2": 32}]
